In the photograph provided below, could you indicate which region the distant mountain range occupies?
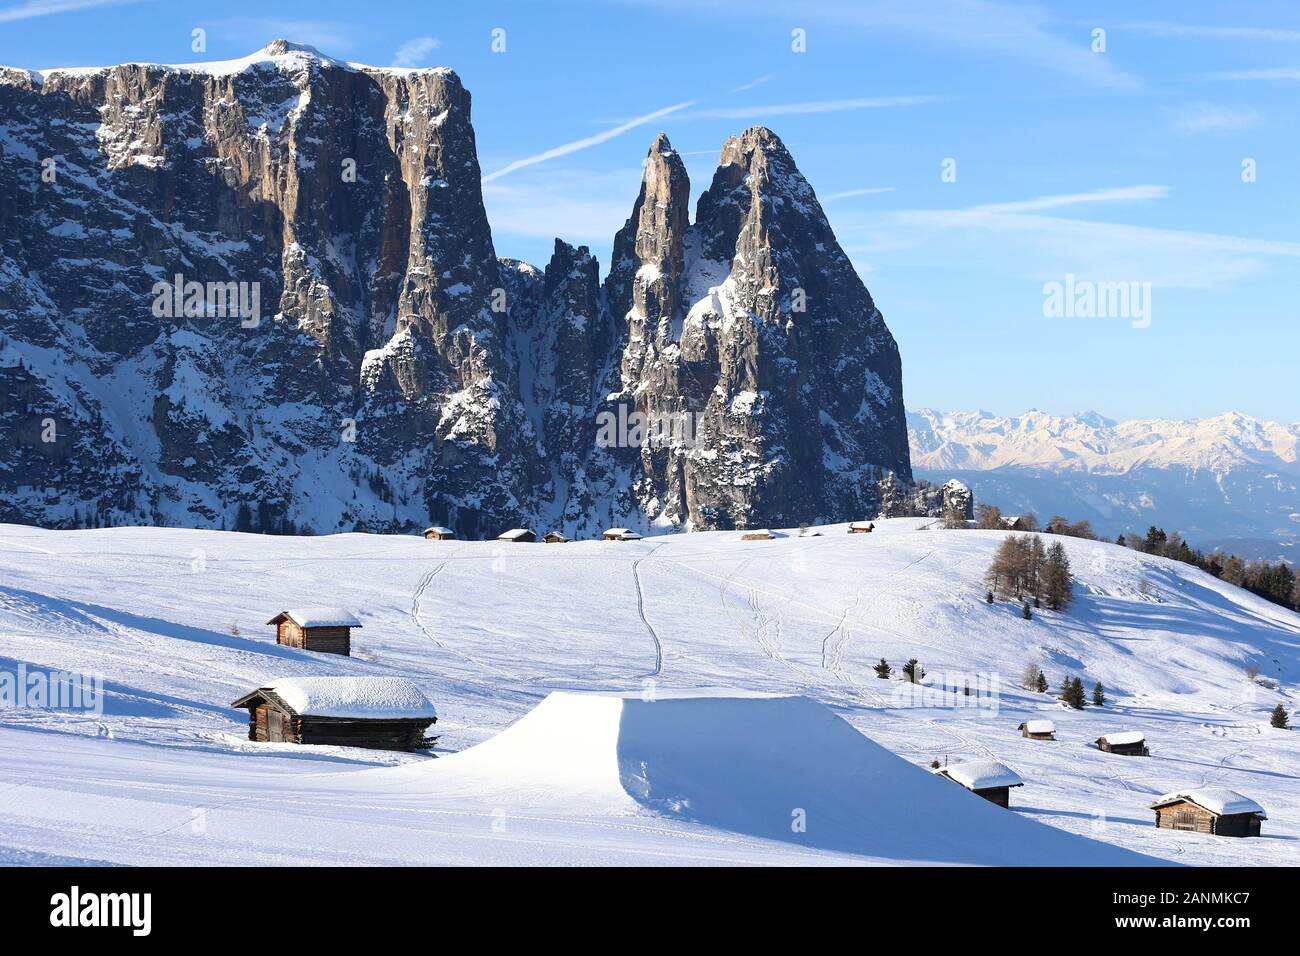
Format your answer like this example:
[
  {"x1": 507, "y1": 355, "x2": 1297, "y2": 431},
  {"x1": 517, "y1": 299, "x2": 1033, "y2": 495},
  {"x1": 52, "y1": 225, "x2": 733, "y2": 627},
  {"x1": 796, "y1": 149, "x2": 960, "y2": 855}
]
[{"x1": 908, "y1": 409, "x2": 1300, "y2": 562}]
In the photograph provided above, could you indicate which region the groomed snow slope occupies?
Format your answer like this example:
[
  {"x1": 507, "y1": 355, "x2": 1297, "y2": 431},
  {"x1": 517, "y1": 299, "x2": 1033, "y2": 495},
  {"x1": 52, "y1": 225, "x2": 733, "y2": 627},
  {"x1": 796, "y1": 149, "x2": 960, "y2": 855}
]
[{"x1": 0, "y1": 519, "x2": 1296, "y2": 866}]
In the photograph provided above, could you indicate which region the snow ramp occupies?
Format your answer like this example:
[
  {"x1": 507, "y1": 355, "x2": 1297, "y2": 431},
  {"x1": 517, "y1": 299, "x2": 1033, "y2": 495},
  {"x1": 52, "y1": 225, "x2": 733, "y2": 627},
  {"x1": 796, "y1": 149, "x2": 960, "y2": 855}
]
[{"x1": 420, "y1": 691, "x2": 1159, "y2": 866}]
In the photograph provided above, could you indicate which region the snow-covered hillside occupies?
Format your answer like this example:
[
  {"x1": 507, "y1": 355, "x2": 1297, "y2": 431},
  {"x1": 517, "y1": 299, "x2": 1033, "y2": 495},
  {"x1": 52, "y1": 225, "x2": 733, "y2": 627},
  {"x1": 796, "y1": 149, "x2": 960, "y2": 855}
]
[
  {"x1": 909, "y1": 409, "x2": 1300, "y2": 561},
  {"x1": 0, "y1": 519, "x2": 1296, "y2": 866}
]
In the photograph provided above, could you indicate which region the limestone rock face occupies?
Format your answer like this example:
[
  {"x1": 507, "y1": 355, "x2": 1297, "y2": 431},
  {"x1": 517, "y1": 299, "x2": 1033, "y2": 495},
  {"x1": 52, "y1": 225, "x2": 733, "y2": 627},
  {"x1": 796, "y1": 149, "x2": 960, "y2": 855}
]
[
  {"x1": 0, "y1": 43, "x2": 912, "y2": 535},
  {"x1": 601, "y1": 128, "x2": 911, "y2": 529}
]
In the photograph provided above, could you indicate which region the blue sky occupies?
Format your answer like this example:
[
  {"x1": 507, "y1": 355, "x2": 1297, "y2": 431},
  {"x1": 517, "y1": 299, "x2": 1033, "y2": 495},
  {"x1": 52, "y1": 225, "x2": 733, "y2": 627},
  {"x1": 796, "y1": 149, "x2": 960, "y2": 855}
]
[{"x1": 3, "y1": 0, "x2": 1298, "y2": 423}]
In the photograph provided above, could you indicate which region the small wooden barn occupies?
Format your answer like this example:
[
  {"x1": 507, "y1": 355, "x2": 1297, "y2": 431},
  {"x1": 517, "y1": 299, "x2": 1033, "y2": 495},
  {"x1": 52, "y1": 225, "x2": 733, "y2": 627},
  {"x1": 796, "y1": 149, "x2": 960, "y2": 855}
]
[
  {"x1": 849, "y1": 521, "x2": 875, "y2": 534},
  {"x1": 543, "y1": 531, "x2": 568, "y2": 544},
  {"x1": 1096, "y1": 731, "x2": 1149, "y2": 756},
  {"x1": 498, "y1": 528, "x2": 536, "y2": 543},
  {"x1": 422, "y1": 526, "x2": 455, "y2": 540},
  {"x1": 1017, "y1": 719, "x2": 1056, "y2": 740},
  {"x1": 933, "y1": 759, "x2": 1024, "y2": 808},
  {"x1": 266, "y1": 608, "x2": 360, "y2": 656},
  {"x1": 232, "y1": 676, "x2": 437, "y2": 752},
  {"x1": 602, "y1": 528, "x2": 643, "y2": 541},
  {"x1": 741, "y1": 529, "x2": 775, "y2": 540},
  {"x1": 1150, "y1": 788, "x2": 1265, "y2": 838}
]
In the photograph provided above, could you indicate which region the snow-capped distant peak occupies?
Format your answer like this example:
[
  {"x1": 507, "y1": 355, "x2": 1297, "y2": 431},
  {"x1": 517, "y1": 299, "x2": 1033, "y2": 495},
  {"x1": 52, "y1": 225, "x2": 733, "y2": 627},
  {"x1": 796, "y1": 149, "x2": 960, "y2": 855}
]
[
  {"x1": 29, "y1": 39, "x2": 451, "y2": 83},
  {"x1": 908, "y1": 408, "x2": 1300, "y2": 476}
]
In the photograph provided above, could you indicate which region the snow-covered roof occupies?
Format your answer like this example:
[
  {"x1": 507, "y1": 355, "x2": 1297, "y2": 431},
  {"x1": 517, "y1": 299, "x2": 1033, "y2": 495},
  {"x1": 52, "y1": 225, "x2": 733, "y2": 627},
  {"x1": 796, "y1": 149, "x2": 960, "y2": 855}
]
[
  {"x1": 849, "y1": 521, "x2": 874, "y2": 529},
  {"x1": 743, "y1": 528, "x2": 773, "y2": 535},
  {"x1": 1098, "y1": 731, "x2": 1144, "y2": 746},
  {"x1": 259, "y1": 677, "x2": 436, "y2": 720},
  {"x1": 498, "y1": 528, "x2": 534, "y2": 540},
  {"x1": 935, "y1": 759, "x2": 1024, "y2": 791},
  {"x1": 799, "y1": 528, "x2": 824, "y2": 537},
  {"x1": 267, "y1": 608, "x2": 361, "y2": 628},
  {"x1": 1019, "y1": 720, "x2": 1055, "y2": 734},
  {"x1": 423, "y1": 526, "x2": 454, "y2": 535},
  {"x1": 1151, "y1": 788, "x2": 1265, "y2": 818},
  {"x1": 603, "y1": 528, "x2": 642, "y2": 539}
]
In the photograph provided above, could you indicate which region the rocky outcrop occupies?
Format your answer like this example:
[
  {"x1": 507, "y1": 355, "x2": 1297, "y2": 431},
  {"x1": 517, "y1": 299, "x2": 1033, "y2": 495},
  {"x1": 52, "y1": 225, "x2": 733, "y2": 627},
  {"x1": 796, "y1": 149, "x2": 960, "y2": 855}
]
[{"x1": 0, "y1": 42, "x2": 913, "y2": 536}]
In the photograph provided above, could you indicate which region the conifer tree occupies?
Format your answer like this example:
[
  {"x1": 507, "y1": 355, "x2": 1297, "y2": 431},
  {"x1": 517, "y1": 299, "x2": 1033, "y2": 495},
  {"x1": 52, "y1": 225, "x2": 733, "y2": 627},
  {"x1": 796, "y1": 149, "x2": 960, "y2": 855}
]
[
  {"x1": 1070, "y1": 676, "x2": 1087, "y2": 709},
  {"x1": 1271, "y1": 704, "x2": 1290, "y2": 729},
  {"x1": 902, "y1": 658, "x2": 924, "y2": 684},
  {"x1": 1042, "y1": 541, "x2": 1074, "y2": 610},
  {"x1": 1092, "y1": 681, "x2": 1105, "y2": 707},
  {"x1": 1035, "y1": 671, "x2": 1048, "y2": 693},
  {"x1": 873, "y1": 658, "x2": 892, "y2": 679}
]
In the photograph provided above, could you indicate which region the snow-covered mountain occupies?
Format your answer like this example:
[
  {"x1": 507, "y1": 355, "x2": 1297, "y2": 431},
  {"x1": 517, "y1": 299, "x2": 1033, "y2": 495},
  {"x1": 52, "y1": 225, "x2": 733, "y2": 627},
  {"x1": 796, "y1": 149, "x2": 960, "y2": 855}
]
[
  {"x1": 1, "y1": 519, "x2": 1295, "y2": 865},
  {"x1": 909, "y1": 409, "x2": 1300, "y2": 560},
  {"x1": 0, "y1": 41, "x2": 909, "y2": 538}
]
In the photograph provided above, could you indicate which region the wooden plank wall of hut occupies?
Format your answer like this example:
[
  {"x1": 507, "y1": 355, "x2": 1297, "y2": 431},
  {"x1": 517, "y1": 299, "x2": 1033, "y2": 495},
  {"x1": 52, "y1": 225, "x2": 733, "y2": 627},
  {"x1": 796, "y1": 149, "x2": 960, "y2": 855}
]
[
  {"x1": 277, "y1": 621, "x2": 303, "y2": 648},
  {"x1": 301, "y1": 626, "x2": 351, "y2": 655},
  {"x1": 1155, "y1": 803, "x2": 1215, "y2": 833},
  {"x1": 296, "y1": 718, "x2": 428, "y2": 751}
]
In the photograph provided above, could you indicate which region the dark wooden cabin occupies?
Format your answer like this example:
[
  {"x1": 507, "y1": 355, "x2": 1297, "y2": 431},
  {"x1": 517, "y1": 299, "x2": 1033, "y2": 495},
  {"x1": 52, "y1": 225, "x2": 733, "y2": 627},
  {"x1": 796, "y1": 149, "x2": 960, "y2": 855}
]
[
  {"x1": 1017, "y1": 719, "x2": 1056, "y2": 740},
  {"x1": 1150, "y1": 789, "x2": 1265, "y2": 837},
  {"x1": 498, "y1": 528, "x2": 536, "y2": 543},
  {"x1": 423, "y1": 526, "x2": 455, "y2": 540},
  {"x1": 231, "y1": 677, "x2": 437, "y2": 752},
  {"x1": 543, "y1": 531, "x2": 569, "y2": 543},
  {"x1": 266, "y1": 608, "x2": 361, "y2": 656},
  {"x1": 1096, "y1": 731, "x2": 1149, "y2": 756},
  {"x1": 933, "y1": 759, "x2": 1024, "y2": 808},
  {"x1": 602, "y1": 528, "x2": 643, "y2": 541},
  {"x1": 849, "y1": 522, "x2": 875, "y2": 534}
]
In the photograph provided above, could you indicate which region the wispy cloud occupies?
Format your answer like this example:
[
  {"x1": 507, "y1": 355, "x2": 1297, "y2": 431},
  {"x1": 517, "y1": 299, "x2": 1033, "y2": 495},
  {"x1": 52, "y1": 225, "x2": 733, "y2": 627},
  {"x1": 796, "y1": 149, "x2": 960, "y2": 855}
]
[
  {"x1": 1121, "y1": 22, "x2": 1300, "y2": 42},
  {"x1": 626, "y1": 0, "x2": 1140, "y2": 90},
  {"x1": 822, "y1": 186, "x2": 895, "y2": 201},
  {"x1": 732, "y1": 74, "x2": 773, "y2": 93},
  {"x1": 0, "y1": 0, "x2": 142, "y2": 22},
  {"x1": 966, "y1": 185, "x2": 1169, "y2": 215},
  {"x1": 482, "y1": 100, "x2": 695, "y2": 183},
  {"x1": 679, "y1": 94, "x2": 946, "y2": 121},
  {"x1": 843, "y1": 187, "x2": 1300, "y2": 290},
  {"x1": 1173, "y1": 103, "x2": 1261, "y2": 133},
  {"x1": 1204, "y1": 66, "x2": 1300, "y2": 82},
  {"x1": 392, "y1": 36, "x2": 441, "y2": 69}
]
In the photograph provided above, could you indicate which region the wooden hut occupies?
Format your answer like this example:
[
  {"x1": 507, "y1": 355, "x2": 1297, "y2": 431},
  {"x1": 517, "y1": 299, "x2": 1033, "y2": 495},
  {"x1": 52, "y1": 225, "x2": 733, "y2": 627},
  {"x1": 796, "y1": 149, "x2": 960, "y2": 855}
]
[
  {"x1": 602, "y1": 528, "x2": 643, "y2": 541},
  {"x1": 848, "y1": 521, "x2": 875, "y2": 534},
  {"x1": 422, "y1": 526, "x2": 455, "y2": 540},
  {"x1": 266, "y1": 608, "x2": 360, "y2": 656},
  {"x1": 543, "y1": 531, "x2": 569, "y2": 544},
  {"x1": 231, "y1": 676, "x2": 436, "y2": 752},
  {"x1": 1017, "y1": 719, "x2": 1056, "y2": 740},
  {"x1": 498, "y1": 528, "x2": 536, "y2": 543},
  {"x1": 933, "y1": 759, "x2": 1024, "y2": 808},
  {"x1": 741, "y1": 529, "x2": 775, "y2": 541},
  {"x1": 1096, "y1": 731, "x2": 1149, "y2": 756},
  {"x1": 1150, "y1": 789, "x2": 1265, "y2": 837}
]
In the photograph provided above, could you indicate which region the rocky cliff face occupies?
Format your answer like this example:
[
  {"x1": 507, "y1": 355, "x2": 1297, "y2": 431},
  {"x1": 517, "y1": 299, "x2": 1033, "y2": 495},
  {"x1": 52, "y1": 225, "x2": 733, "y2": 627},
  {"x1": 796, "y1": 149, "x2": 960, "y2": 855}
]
[{"x1": 0, "y1": 42, "x2": 912, "y2": 536}]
